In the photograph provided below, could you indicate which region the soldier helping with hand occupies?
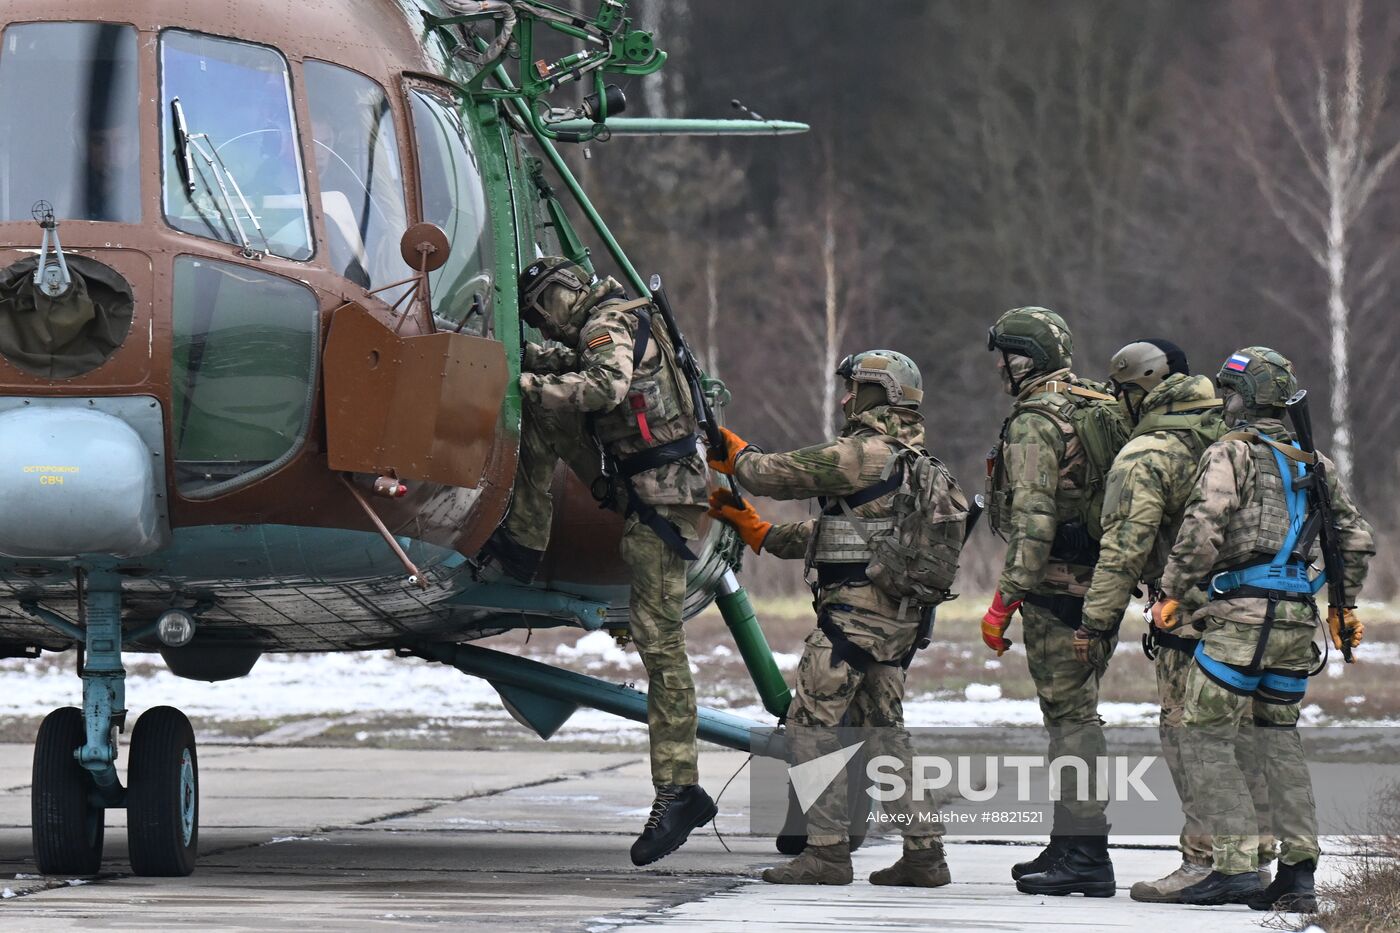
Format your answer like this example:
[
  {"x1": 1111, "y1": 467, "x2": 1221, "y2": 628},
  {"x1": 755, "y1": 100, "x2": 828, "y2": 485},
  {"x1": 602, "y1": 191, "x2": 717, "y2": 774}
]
[
  {"x1": 1073, "y1": 341, "x2": 1276, "y2": 902},
  {"x1": 982, "y1": 308, "x2": 1129, "y2": 897},
  {"x1": 708, "y1": 350, "x2": 970, "y2": 887},
  {"x1": 482, "y1": 258, "x2": 716, "y2": 866},
  {"x1": 1155, "y1": 348, "x2": 1373, "y2": 911}
]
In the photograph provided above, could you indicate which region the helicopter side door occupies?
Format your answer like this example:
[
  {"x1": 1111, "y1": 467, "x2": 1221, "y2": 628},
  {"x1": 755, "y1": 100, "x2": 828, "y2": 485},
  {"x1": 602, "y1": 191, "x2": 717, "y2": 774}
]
[{"x1": 321, "y1": 76, "x2": 509, "y2": 491}]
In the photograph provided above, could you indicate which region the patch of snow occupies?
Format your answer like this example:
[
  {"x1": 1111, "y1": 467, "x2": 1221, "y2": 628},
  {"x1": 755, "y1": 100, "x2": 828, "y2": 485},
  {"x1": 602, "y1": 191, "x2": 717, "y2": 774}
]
[
  {"x1": 555, "y1": 631, "x2": 634, "y2": 669},
  {"x1": 64, "y1": 879, "x2": 88, "y2": 887},
  {"x1": 964, "y1": 683, "x2": 1002, "y2": 702},
  {"x1": 771, "y1": 652, "x2": 800, "y2": 672},
  {"x1": 2, "y1": 888, "x2": 15, "y2": 899}
]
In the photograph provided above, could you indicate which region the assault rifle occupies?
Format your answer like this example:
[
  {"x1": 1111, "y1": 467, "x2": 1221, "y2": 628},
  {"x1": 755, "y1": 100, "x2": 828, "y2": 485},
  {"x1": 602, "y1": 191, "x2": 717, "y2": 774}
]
[
  {"x1": 648, "y1": 273, "x2": 744, "y2": 507},
  {"x1": 1286, "y1": 390, "x2": 1353, "y2": 663}
]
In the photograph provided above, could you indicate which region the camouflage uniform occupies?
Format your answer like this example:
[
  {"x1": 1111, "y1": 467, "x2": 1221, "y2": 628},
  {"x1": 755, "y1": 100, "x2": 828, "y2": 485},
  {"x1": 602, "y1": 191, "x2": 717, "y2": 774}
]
[
  {"x1": 990, "y1": 367, "x2": 1121, "y2": 827},
  {"x1": 1162, "y1": 416, "x2": 1374, "y2": 875},
  {"x1": 1079, "y1": 374, "x2": 1278, "y2": 868},
  {"x1": 735, "y1": 405, "x2": 941, "y2": 852},
  {"x1": 514, "y1": 277, "x2": 710, "y2": 788}
]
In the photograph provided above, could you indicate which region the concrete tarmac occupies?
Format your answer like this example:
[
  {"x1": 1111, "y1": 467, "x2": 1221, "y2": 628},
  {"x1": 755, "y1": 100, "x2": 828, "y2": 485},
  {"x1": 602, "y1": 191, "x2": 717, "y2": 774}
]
[{"x1": 0, "y1": 744, "x2": 1337, "y2": 931}]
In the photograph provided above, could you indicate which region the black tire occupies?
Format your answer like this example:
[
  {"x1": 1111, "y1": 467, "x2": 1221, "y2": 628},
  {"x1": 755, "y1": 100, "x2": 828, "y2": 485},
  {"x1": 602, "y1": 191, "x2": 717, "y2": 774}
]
[
  {"x1": 127, "y1": 706, "x2": 198, "y2": 877},
  {"x1": 32, "y1": 707, "x2": 105, "y2": 875}
]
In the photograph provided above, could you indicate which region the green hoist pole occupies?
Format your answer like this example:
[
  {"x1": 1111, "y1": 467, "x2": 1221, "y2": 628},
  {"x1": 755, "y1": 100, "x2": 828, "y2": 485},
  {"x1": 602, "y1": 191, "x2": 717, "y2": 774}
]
[{"x1": 486, "y1": 48, "x2": 791, "y2": 721}]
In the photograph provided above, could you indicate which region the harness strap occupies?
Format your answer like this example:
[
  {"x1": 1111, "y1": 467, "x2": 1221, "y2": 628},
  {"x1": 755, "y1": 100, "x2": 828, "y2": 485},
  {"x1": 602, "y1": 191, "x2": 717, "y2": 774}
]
[
  {"x1": 1256, "y1": 668, "x2": 1309, "y2": 705},
  {"x1": 1193, "y1": 642, "x2": 1262, "y2": 695},
  {"x1": 623, "y1": 485, "x2": 697, "y2": 561},
  {"x1": 1207, "y1": 440, "x2": 1325, "y2": 599},
  {"x1": 630, "y1": 301, "x2": 655, "y2": 367},
  {"x1": 818, "y1": 613, "x2": 898, "y2": 673},
  {"x1": 1022, "y1": 592, "x2": 1088, "y2": 630},
  {"x1": 825, "y1": 466, "x2": 904, "y2": 513},
  {"x1": 1041, "y1": 381, "x2": 1116, "y2": 402},
  {"x1": 816, "y1": 562, "x2": 870, "y2": 589},
  {"x1": 1221, "y1": 430, "x2": 1318, "y2": 466},
  {"x1": 615, "y1": 435, "x2": 700, "y2": 479},
  {"x1": 1149, "y1": 626, "x2": 1197, "y2": 655}
]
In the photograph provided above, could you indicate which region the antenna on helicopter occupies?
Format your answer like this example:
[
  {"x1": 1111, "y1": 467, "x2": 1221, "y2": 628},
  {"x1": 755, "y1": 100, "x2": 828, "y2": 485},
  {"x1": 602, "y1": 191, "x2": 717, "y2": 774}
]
[
  {"x1": 30, "y1": 201, "x2": 72, "y2": 299},
  {"x1": 730, "y1": 98, "x2": 766, "y2": 122}
]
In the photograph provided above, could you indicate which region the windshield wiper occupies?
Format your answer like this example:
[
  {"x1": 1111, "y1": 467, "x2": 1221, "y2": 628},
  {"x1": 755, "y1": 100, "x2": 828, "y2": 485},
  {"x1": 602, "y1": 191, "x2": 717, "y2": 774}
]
[
  {"x1": 171, "y1": 97, "x2": 198, "y2": 195},
  {"x1": 169, "y1": 97, "x2": 268, "y2": 258}
]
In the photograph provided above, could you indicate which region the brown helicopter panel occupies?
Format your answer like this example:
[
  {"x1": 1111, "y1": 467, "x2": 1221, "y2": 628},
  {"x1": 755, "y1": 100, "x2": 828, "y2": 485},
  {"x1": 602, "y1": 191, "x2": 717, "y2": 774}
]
[
  {"x1": 323, "y1": 301, "x2": 509, "y2": 489},
  {"x1": 0, "y1": 247, "x2": 156, "y2": 386},
  {"x1": 0, "y1": 1, "x2": 524, "y2": 558},
  {"x1": 540, "y1": 467, "x2": 629, "y2": 586}
]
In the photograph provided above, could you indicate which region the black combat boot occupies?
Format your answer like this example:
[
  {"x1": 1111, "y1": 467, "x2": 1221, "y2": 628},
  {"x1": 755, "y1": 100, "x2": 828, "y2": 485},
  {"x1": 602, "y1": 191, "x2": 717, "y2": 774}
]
[
  {"x1": 1178, "y1": 869, "x2": 1265, "y2": 906},
  {"x1": 1011, "y1": 804, "x2": 1072, "y2": 880},
  {"x1": 1248, "y1": 859, "x2": 1316, "y2": 912},
  {"x1": 479, "y1": 527, "x2": 544, "y2": 584},
  {"x1": 1015, "y1": 834, "x2": 1116, "y2": 897},
  {"x1": 630, "y1": 784, "x2": 717, "y2": 866}
]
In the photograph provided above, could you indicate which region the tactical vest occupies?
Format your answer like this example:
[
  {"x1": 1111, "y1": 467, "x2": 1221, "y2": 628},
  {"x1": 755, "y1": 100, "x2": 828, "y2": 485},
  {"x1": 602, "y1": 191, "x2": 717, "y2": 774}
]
[
  {"x1": 586, "y1": 299, "x2": 702, "y2": 561},
  {"x1": 809, "y1": 443, "x2": 901, "y2": 581},
  {"x1": 589, "y1": 299, "x2": 697, "y2": 458},
  {"x1": 987, "y1": 379, "x2": 1127, "y2": 544},
  {"x1": 1211, "y1": 435, "x2": 1295, "y2": 572}
]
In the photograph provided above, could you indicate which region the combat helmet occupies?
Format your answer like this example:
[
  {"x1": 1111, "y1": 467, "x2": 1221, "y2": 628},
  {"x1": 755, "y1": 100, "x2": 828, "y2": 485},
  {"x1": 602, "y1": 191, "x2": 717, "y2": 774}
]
[
  {"x1": 988, "y1": 307, "x2": 1073, "y2": 393},
  {"x1": 1109, "y1": 338, "x2": 1189, "y2": 422},
  {"x1": 518, "y1": 257, "x2": 595, "y2": 341},
  {"x1": 1216, "y1": 346, "x2": 1297, "y2": 420},
  {"x1": 836, "y1": 349, "x2": 923, "y2": 410}
]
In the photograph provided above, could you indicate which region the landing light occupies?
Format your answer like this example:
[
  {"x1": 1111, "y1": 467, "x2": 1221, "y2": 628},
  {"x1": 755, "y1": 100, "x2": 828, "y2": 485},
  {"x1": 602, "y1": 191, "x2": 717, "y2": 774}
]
[{"x1": 157, "y1": 609, "x2": 197, "y2": 648}]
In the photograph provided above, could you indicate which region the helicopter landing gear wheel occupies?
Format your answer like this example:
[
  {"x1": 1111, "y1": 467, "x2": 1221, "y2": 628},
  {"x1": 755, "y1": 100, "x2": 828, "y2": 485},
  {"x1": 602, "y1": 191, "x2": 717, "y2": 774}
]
[
  {"x1": 31, "y1": 707, "x2": 105, "y2": 875},
  {"x1": 127, "y1": 706, "x2": 199, "y2": 877}
]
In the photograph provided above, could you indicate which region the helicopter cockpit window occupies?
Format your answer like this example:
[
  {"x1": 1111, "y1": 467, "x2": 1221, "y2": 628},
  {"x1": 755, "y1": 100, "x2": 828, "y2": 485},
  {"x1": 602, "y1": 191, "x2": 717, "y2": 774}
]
[
  {"x1": 408, "y1": 88, "x2": 495, "y2": 335},
  {"x1": 160, "y1": 30, "x2": 312, "y2": 261},
  {"x1": 0, "y1": 23, "x2": 140, "y2": 223},
  {"x1": 304, "y1": 61, "x2": 409, "y2": 298},
  {"x1": 171, "y1": 256, "x2": 318, "y2": 498}
]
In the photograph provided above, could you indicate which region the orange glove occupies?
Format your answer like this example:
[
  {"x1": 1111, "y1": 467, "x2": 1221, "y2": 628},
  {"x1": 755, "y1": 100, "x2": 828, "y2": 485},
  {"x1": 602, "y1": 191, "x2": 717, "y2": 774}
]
[
  {"x1": 1328, "y1": 606, "x2": 1363, "y2": 650},
  {"x1": 981, "y1": 592, "x2": 1022, "y2": 656},
  {"x1": 707, "y1": 427, "x2": 752, "y2": 476},
  {"x1": 1152, "y1": 598, "x2": 1183, "y2": 631},
  {"x1": 708, "y1": 488, "x2": 771, "y2": 554}
]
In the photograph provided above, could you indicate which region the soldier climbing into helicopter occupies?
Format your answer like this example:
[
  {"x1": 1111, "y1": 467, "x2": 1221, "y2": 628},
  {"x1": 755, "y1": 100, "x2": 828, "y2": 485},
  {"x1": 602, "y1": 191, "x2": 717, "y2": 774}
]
[{"x1": 480, "y1": 257, "x2": 716, "y2": 867}]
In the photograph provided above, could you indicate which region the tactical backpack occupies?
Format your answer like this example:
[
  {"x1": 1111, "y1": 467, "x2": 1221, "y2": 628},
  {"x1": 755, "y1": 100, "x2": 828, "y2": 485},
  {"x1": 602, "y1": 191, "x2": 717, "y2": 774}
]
[
  {"x1": 991, "y1": 381, "x2": 1129, "y2": 542},
  {"x1": 835, "y1": 442, "x2": 970, "y2": 612}
]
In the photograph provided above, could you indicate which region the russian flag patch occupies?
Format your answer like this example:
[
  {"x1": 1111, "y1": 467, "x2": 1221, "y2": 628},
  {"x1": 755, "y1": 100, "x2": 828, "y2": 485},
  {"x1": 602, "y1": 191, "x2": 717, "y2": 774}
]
[{"x1": 1225, "y1": 353, "x2": 1251, "y2": 372}]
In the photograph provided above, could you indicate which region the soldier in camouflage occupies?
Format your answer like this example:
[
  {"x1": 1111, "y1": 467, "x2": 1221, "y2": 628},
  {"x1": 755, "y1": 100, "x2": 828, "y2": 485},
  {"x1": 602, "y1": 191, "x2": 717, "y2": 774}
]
[
  {"x1": 983, "y1": 307, "x2": 1127, "y2": 897},
  {"x1": 1157, "y1": 347, "x2": 1374, "y2": 910},
  {"x1": 708, "y1": 350, "x2": 953, "y2": 888},
  {"x1": 1075, "y1": 340, "x2": 1275, "y2": 901},
  {"x1": 482, "y1": 258, "x2": 716, "y2": 867}
]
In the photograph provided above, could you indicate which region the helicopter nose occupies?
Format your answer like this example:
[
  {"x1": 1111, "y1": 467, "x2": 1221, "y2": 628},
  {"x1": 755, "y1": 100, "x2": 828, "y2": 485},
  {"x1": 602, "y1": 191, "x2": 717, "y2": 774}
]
[{"x1": 0, "y1": 401, "x2": 167, "y2": 559}]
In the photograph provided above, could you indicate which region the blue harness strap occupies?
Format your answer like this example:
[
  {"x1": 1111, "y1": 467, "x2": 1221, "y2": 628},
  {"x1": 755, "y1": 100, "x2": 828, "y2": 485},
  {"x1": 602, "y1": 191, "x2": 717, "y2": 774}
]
[
  {"x1": 1256, "y1": 669, "x2": 1309, "y2": 704},
  {"x1": 1208, "y1": 442, "x2": 1326, "y2": 598},
  {"x1": 1193, "y1": 641, "x2": 1262, "y2": 695},
  {"x1": 1196, "y1": 439, "x2": 1321, "y2": 702}
]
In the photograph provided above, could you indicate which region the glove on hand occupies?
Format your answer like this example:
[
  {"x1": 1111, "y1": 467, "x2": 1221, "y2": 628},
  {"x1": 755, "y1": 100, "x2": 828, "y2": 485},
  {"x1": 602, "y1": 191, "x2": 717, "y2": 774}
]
[
  {"x1": 707, "y1": 427, "x2": 752, "y2": 476},
  {"x1": 708, "y1": 488, "x2": 771, "y2": 553},
  {"x1": 1152, "y1": 598, "x2": 1183, "y2": 631},
  {"x1": 981, "y1": 592, "x2": 1022, "y2": 656},
  {"x1": 1328, "y1": 606, "x2": 1364, "y2": 650}
]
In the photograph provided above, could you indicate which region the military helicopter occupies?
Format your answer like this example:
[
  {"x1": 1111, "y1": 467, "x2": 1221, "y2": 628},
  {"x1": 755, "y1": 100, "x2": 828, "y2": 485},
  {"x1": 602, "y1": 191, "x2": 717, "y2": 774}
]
[{"x1": 0, "y1": 0, "x2": 804, "y2": 878}]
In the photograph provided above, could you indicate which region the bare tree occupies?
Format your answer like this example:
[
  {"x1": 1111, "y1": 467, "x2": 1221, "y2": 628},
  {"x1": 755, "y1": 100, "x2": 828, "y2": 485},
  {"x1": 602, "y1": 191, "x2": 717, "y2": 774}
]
[{"x1": 1234, "y1": 0, "x2": 1400, "y2": 485}]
